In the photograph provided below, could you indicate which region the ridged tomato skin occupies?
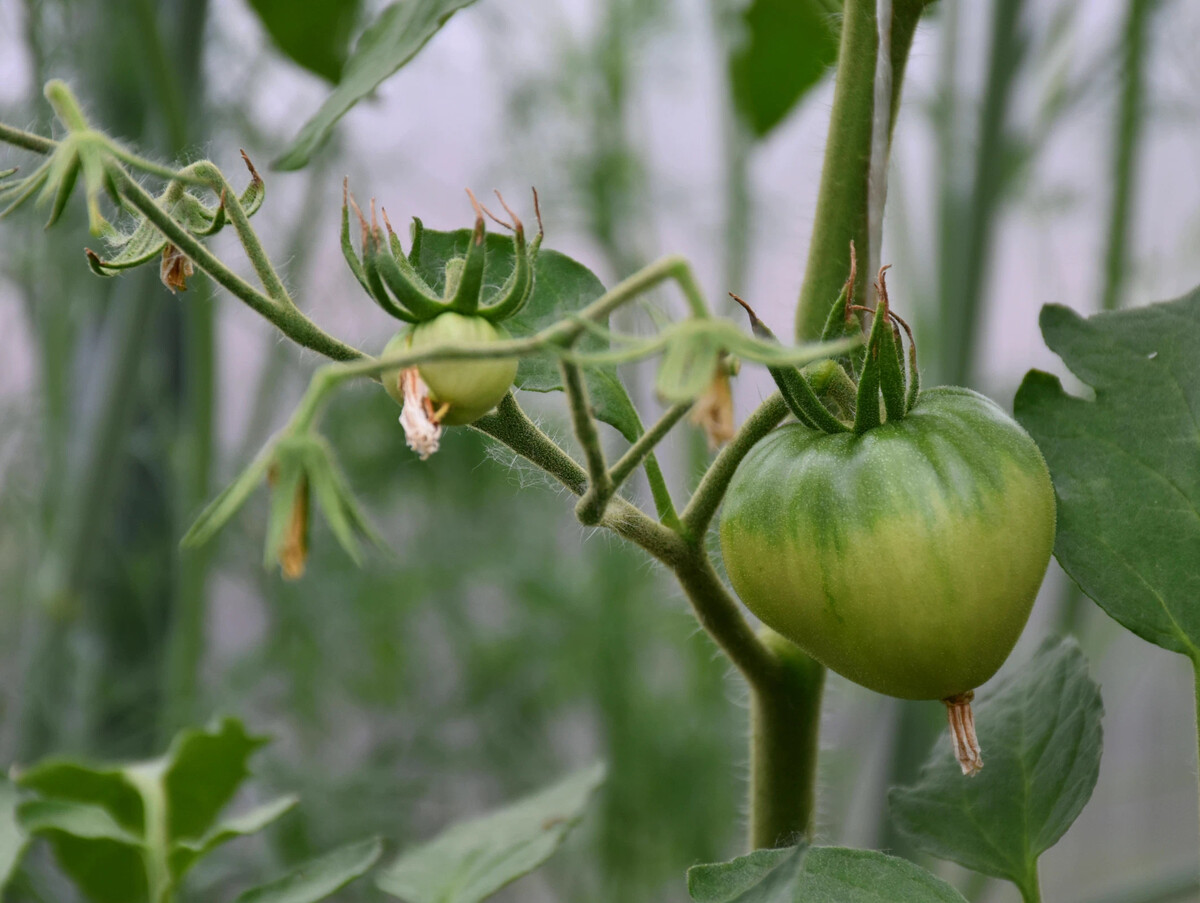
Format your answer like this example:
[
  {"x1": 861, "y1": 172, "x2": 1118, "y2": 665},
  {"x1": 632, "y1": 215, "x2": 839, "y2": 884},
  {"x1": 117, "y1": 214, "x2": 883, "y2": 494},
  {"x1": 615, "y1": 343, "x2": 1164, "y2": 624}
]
[
  {"x1": 718, "y1": 387, "x2": 1055, "y2": 700},
  {"x1": 383, "y1": 313, "x2": 518, "y2": 425}
]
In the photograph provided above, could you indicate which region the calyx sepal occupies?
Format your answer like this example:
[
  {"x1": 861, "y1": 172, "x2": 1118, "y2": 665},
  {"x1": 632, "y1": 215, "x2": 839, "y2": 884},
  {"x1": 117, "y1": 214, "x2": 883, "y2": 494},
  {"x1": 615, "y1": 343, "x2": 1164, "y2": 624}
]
[{"x1": 342, "y1": 184, "x2": 541, "y2": 326}]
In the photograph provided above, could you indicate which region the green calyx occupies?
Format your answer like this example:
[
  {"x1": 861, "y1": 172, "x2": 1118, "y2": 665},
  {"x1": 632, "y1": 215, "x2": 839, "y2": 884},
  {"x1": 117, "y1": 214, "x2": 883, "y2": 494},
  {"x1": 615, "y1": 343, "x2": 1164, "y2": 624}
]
[
  {"x1": 737, "y1": 249, "x2": 921, "y2": 437},
  {"x1": 342, "y1": 183, "x2": 541, "y2": 326}
]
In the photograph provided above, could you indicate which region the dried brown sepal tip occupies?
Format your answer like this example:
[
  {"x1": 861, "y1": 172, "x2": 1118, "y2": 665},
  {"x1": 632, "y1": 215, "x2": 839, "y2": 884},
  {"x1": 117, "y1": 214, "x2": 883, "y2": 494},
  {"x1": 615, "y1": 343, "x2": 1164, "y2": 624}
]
[
  {"x1": 267, "y1": 465, "x2": 310, "y2": 581},
  {"x1": 160, "y1": 244, "x2": 194, "y2": 293},
  {"x1": 944, "y1": 691, "x2": 983, "y2": 776},
  {"x1": 690, "y1": 366, "x2": 734, "y2": 449},
  {"x1": 239, "y1": 149, "x2": 263, "y2": 188}
]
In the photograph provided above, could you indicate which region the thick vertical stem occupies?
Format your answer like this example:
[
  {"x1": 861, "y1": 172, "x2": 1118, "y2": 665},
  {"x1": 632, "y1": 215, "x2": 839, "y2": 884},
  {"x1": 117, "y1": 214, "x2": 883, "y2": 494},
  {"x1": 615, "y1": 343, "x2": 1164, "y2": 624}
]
[
  {"x1": 750, "y1": 0, "x2": 925, "y2": 852},
  {"x1": 749, "y1": 628, "x2": 826, "y2": 849},
  {"x1": 794, "y1": 0, "x2": 926, "y2": 342}
]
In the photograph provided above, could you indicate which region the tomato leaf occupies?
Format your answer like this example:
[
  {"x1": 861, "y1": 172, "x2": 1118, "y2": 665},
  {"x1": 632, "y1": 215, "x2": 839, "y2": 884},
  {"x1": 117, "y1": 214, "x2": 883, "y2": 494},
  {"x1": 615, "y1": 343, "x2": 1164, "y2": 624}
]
[
  {"x1": 161, "y1": 718, "x2": 270, "y2": 842},
  {"x1": 169, "y1": 795, "x2": 298, "y2": 882},
  {"x1": 888, "y1": 637, "x2": 1102, "y2": 898},
  {"x1": 274, "y1": 0, "x2": 478, "y2": 170},
  {"x1": 12, "y1": 719, "x2": 282, "y2": 903},
  {"x1": 16, "y1": 800, "x2": 147, "y2": 903},
  {"x1": 1014, "y1": 291, "x2": 1200, "y2": 658},
  {"x1": 406, "y1": 226, "x2": 645, "y2": 441},
  {"x1": 14, "y1": 760, "x2": 145, "y2": 834},
  {"x1": 728, "y1": 0, "x2": 839, "y2": 137},
  {"x1": 686, "y1": 845, "x2": 968, "y2": 902},
  {"x1": 375, "y1": 763, "x2": 605, "y2": 903},
  {"x1": 245, "y1": 0, "x2": 361, "y2": 83},
  {"x1": 0, "y1": 780, "x2": 25, "y2": 889},
  {"x1": 233, "y1": 836, "x2": 383, "y2": 903}
]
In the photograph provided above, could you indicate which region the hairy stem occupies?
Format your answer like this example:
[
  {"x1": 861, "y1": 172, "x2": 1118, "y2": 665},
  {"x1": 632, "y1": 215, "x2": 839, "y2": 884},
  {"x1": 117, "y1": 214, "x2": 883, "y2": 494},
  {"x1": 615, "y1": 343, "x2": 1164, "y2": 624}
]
[
  {"x1": 749, "y1": 628, "x2": 826, "y2": 848},
  {"x1": 561, "y1": 360, "x2": 614, "y2": 524},
  {"x1": 681, "y1": 393, "x2": 789, "y2": 539},
  {"x1": 107, "y1": 165, "x2": 363, "y2": 362},
  {"x1": 0, "y1": 121, "x2": 56, "y2": 154},
  {"x1": 610, "y1": 402, "x2": 692, "y2": 490},
  {"x1": 794, "y1": 0, "x2": 927, "y2": 341},
  {"x1": 472, "y1": 395, "x2": 777, "y2": 687}
]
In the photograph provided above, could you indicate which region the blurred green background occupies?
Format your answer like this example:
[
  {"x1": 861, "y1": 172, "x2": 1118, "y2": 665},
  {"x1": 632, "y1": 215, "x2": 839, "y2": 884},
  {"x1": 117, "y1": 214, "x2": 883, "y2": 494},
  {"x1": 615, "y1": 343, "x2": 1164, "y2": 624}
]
[{"x1": 1, "y1": 1, "x2": 1198, "y2": 901}]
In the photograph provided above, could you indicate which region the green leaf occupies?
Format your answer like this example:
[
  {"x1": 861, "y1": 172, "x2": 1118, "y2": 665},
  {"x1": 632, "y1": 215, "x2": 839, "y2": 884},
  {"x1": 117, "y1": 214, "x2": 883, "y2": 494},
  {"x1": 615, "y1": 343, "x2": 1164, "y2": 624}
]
[
  {"x1": 18, "y1": 800, "x2": 141, "y2": 845},
  {"x1": 1013, "y1": 291, "x2": 1200, "y2": 658},
  {"x1": 687, "y1": 847, "x2": 795, "y2": 901},
  {"x1": 14, "y1": 761, "x2": 144, "y2": 833},
  {"x1": 0, "y1": 780, "x2": 25, "y2": 888},
  {"x1": 796, "y1": 848, "x2": 970, "y2": 902},
  {"x1": 375, "y1": 763, "x2": 605, "y2": 903},
  {"x1": 12, "y1": 720, "x2": 271, "y2": 903},
  {"x1": 162, "y1": 717, "x2": 269, "y2": 842},
  {"x1": 234, "y1": 836, "x2": 384, "y2": 903},
  {"x1": 687, "y1": 845, "x2": 968, "y2": 902},
  {"x1": 169, "y1": 795, "x2": 298, "y2": 882},
  {"x1": 408, "y1": 226, "x2": 645, "y2": 441},
  {"x1": 246, "y1": 0, "x2": 362, "y2": 82},
  {"x1": 888, "y1": 637, "x2": 1103, "y2": 897},
  {"x1": 729, "y1": 0, "x2": 839, "y2": 137},
  {"x1": 274, "y1": 0, "x2": 478, "y2": 170},
  {"x1": 18, "y1": 801, "x2": 147, "y2": 903}
]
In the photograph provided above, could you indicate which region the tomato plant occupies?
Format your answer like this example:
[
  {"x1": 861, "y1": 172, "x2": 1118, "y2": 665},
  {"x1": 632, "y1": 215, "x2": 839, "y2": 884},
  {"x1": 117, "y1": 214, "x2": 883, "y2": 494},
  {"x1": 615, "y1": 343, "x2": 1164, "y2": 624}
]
[{"x1": 0, "y1": 0, "x2": 1191, "y2": 901}]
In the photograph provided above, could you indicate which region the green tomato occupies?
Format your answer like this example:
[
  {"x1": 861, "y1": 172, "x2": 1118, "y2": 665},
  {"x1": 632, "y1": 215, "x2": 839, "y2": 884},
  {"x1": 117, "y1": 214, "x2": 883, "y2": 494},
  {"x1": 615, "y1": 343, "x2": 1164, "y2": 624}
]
[
  {"x1": 718, "y1": 387, "x2": 1055, "y2": 701},
  {"x1": 383, "y1": 312, "x2": 518, "y2": 426}
]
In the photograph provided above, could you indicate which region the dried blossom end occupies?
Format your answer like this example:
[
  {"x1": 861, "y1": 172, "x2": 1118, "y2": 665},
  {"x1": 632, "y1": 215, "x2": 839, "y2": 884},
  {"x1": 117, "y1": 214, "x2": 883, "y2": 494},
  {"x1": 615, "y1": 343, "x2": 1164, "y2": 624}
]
[
  {"x1": 399, "y1": 367, "x2": 443, "y2": 460},
  {"x1": 944, "y1": 691, "x2": 983, "y2": 776}
]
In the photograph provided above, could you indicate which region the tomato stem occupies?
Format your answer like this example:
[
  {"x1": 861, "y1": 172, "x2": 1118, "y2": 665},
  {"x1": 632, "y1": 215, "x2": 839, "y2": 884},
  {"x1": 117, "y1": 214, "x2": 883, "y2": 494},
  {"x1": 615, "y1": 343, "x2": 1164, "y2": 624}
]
[
  {"x1": 749, "y1": 628, "x2": 826, "y2": 848},
  {"x1": 1193, "y1": 658, "x2": 1200, "y2": 867},
  {"x1": 792, "y1": 0, "x2": 927, "y2": 342}
]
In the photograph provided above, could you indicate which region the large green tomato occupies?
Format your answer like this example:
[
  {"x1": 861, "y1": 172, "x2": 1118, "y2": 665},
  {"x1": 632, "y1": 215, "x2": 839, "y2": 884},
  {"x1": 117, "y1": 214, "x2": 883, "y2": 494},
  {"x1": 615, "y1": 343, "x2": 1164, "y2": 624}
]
[
  {"x1": 383, "y1": 312, "x2": 518, "y2": 426},
  {"x1": 719, "y1": 387, "x2": 1055, "y2": 701}
]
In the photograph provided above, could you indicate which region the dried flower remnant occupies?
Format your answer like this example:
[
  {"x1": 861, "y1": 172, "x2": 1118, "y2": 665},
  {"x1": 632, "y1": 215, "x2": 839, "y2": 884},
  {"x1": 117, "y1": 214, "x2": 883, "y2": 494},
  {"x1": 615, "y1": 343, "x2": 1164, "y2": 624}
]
[
  {"x1": 267, "y1": 465, "x2": 310, "y2": 580},
  {"x1": 399, "y1": 367, "x2": 445, "y2": 460},
  {"x1": 160, "y1": 243, "x2": 194, "y2": 293},
  {"x1": 944, "y1": 692, "x2": 983, "y2": 776},
  {"x1": 690, "y1": 369, "x2": 735, "y2": 449}
]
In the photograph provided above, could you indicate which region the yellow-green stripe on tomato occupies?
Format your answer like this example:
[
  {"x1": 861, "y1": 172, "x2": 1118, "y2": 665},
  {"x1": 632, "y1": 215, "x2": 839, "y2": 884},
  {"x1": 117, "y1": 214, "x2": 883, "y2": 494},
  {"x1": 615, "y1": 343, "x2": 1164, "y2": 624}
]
[
  {"x1": 384, "y1": 312, "x2": 518, "y2": 426},
  {"x1": 719, "y1": 387, "x2": 1055, "y2": 701}
]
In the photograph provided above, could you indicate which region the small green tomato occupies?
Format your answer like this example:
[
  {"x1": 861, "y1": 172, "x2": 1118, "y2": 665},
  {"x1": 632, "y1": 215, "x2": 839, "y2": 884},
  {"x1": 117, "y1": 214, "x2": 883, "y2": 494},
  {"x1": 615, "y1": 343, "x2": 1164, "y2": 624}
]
[
  {"x1": 383, "y1": 312, "x2": 518, "y2": 426},
  {"x1": 719, "y1": 386, "x2": 1056, "y2": 702}
]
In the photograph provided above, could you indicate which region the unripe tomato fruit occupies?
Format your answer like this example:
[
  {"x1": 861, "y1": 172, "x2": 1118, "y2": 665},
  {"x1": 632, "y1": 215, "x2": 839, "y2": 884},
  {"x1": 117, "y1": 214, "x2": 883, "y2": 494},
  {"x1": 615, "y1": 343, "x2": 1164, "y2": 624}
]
[
  {"x1": 719, "y1": 387, "x2": 1055, "y2": 701},
  {"x1": 383, "y1": 312, "x2": 518, "y2": 426}
]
